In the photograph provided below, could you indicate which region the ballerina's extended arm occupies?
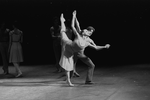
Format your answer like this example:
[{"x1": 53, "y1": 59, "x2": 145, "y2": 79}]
[
  {"x1": 71, "y1": 10, "x2": 81, "y2": 38},
  {"x1": 75, "y1": 15, "x2": 81, "y2": 33}
]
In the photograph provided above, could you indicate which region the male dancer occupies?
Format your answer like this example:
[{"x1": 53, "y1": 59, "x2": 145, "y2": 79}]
[
  {"x1": 0, "y1": 22, "x2": 10, "y2": 75},
  {"x1": 50, "y1": 17, "x2": 62, "y2": 73},
  {"x1": 71, "y1": 10, "x2": 110, "y2": 84}
]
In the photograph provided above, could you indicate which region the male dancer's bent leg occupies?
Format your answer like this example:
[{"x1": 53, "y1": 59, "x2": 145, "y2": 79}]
[
  {"x1": 72, "y1": 54, "x2": 80, "y2": 77},
  {"x1": 53, "y1": 40, "x2": 62, "y2": 72},
  {"x1": 76, "y1": 54, "x2": 95, "y2": 84}
]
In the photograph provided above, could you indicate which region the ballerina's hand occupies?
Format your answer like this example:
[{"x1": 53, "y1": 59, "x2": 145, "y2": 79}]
[
  {"x1": 61, "y1": 13, "x2": 66, "y2": 22},
  {"x1": 73, "y1": 10, "x2": 77, "y2": 16}
]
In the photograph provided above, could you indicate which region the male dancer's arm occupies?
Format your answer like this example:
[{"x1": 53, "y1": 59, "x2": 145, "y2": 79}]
[
  {"x1": 88, "y1": 38, "x2": 110, "y2": 50},
  {"x1": 8, "y1": 31, "x2": 12, "y2": 53},
  {"x1": 20, "y1": 31, "x2": 23, "y2": 43}
]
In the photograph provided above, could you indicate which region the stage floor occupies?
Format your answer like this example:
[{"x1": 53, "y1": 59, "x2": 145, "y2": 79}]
[{"x1": 0, "y1": 64, "x2": 150, "y2": 100}]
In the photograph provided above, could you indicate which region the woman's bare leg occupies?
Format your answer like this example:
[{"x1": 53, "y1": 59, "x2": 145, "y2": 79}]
[
  {"x1": 66, "y1": 71, "x2": 74, "y2": 86},
  {"x1": 13, "y1": 62, "x2": 22, "y2": 77}
]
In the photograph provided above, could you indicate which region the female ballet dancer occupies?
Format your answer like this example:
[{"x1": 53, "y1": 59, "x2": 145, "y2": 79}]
[
  {"x1": 59, "y1": 13, "x2": 75, "y2": 86},
  {"x1": 50, "y1": 17, "x2": 79, "y2": 76},
  {"x1": 9, "y1": 25, "x2": 23, "y2": 77},
  {"x1": 50, "y1": 17, "x2": 62, "y2": 73}
]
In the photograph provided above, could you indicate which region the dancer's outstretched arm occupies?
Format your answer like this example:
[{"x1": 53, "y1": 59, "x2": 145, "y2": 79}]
[
  {"x1": 75, "y1": 15, "x2": 81, "y2": 33},
  {"x1": 20, "y1": 31, "x2": 23, "y2": 43},
  {"x1": 71, "y1": 10, "x2": 80, "y2": 37},
  {"x1": 88, "y1": 38, "x2": 110, "y2": 50}
]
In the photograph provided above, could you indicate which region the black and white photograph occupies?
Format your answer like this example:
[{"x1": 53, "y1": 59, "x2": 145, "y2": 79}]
[{"x1": 0, "y1": 0, "x2": 150, "y2": 100}]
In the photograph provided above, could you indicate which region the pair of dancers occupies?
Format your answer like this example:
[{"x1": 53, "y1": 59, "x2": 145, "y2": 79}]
[
  {"x1": 59, "y1": 10, "x2": 110, "y2": 86},
  {"x1": 0, "y1": 23, "x2": 23, "y2": 77}
]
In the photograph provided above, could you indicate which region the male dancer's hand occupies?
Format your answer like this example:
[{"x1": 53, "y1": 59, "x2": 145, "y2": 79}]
[{"x1": 105, "y1": 44, "x2": 110, "y2": 49}]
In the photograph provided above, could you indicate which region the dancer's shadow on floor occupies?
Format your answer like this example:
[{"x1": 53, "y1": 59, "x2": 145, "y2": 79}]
[
  {"x1": 0, "y1": 79, "x2": 67, "y2": 87},
  {"x1": 0, "y1": 80, "x2": 104, "y2": 87}
]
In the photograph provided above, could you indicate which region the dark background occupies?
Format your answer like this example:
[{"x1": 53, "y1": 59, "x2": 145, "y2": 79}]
[{"x1": 0, "y1": 0, "x2": 150, "y2": 66}]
